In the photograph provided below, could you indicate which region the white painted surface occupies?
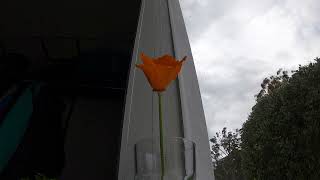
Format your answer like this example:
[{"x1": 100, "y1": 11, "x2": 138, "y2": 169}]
[
  {"x1": 167, "y1": 0, "x2": 215, "y2": 179},
  {"x1": 118, "y1": 0, "x2": 214, "y2": 179}
]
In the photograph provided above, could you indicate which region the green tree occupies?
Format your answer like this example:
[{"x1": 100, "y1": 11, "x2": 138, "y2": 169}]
[
  {"x1": 210, "y1": 127, "x2": 244, "y2": 180},
  {"x1": 241, "y1": 58, "x2": 320, "y2": 180}
]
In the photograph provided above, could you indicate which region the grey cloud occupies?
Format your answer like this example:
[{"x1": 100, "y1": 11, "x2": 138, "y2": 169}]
[
  {"x1": 179, "y1": 0, "x2": 280, "y2": 43},
  {"x1": 197, "y1": 56, "x2": 272, "y2": 137},
  {"x1": 179, "y1": 0, "x2": 320, "y2": 138},
  {"x1": 179, "y1": 0, "x2": 236, "y2": 41}
]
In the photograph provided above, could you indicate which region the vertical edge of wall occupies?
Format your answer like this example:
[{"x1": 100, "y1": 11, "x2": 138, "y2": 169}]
[
  {"x1": 167, "y1": 0, "x2": 215, "y2": 179},
  {"x1": 117, "y1": 0, "x2": 146, "y2": 179}
]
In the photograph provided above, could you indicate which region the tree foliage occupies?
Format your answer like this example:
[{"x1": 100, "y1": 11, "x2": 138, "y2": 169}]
[
  {"x1": 241, "y1": 58, "x2": 320, "y2": 180},
  {"x1": 210, "y1": 127, "x2": 244, "y2": 180}
]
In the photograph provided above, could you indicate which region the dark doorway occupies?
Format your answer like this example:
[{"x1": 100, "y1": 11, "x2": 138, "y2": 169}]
[{"x1": 0, "y1": 0, "x2": 141, "y2": 179}]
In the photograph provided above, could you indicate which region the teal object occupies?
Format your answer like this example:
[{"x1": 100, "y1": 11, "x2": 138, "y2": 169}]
[{"x1": 0, "y1": 87, "x2": 33, "y2": 173}]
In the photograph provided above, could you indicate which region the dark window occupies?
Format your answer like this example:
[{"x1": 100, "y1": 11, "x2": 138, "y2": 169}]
[{"x1": 0, "y1": 0, "x2": 141, "y2": 179}]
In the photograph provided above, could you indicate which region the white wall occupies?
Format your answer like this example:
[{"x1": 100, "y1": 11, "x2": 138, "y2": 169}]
[{"x1": 118, "y1": 0, "x2": 214, "y2": 179}]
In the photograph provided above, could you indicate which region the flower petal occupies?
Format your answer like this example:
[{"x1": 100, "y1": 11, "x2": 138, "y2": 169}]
[
  {"x1": 140, "y1": 53, "x2": 154, "y2": 65},
  {"x1": 154, "y1": 54, "x2": 178, "y2": 66},
  {"x1": 136, "y1": 63, "x2": 163, "y2": 91},
  {"x1": 136, "y1": 53, "x2": 187, "y2": 92}
]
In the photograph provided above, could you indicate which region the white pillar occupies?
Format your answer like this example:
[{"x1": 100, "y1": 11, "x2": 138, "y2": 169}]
[{"x1": 118, "y1": 0, "x2": 214, "y2": 179}]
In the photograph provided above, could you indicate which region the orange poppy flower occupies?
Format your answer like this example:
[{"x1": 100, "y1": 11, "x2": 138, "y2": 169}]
[{"x1": 136, "y1": 53, "x2": 187, "y2": 92}]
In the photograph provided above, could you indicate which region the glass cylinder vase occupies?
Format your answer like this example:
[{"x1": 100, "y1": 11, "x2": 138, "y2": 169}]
[{"x1": 135, "y1": 137, "x2": 195, "y2": 180}]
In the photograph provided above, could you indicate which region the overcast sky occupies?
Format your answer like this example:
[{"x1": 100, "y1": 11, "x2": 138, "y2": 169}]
[{"x1": 179, "y1": 0, "x2": 320, "y2": 138}]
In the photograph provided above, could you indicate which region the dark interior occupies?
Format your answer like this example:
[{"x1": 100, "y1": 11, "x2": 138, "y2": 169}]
[{"x1": 0, "y1": 0, "x2": 141, "y2": 179}]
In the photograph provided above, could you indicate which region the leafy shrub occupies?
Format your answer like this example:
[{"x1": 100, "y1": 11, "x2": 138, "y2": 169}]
[{"x1": 241, "y1": 58, "x2": 320, "y2": 180}]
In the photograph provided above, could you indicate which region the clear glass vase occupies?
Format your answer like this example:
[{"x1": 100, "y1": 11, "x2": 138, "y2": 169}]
[{"x1": 135, "y1": 137, "x2": 195, "y2": 180}]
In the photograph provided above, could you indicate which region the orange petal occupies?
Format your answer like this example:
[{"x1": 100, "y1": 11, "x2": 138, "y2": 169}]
[
  {"x1": 154, "y1": 54, "x2": 178, "y2": 66},
  {"x1": 136, "y1": 53, "x2": 187, "y2": 92},
  {"x1": 140, "y1": 53, "x2": 154, "y2": 65},
  {"x1": 154, "y1": 66, "x2": 172, "y2": 87},
  {"x1": 167, "y1": 64, "x2": 182, "y2": 81},
  {"x1": 136, "y1": 63, "x2": 162, "y2": 90}
]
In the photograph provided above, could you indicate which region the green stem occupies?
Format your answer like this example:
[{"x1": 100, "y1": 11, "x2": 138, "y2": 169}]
[{"x1": 158, "y1": 92, "x2": 165, "y2": 180}]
